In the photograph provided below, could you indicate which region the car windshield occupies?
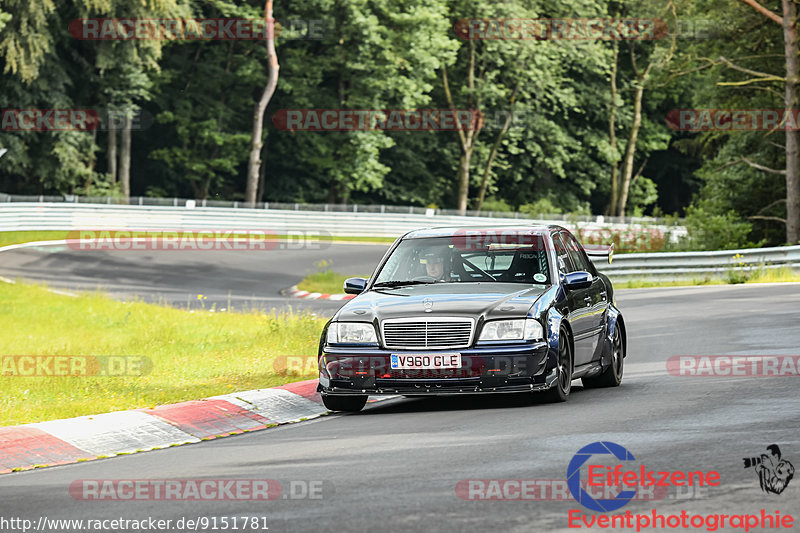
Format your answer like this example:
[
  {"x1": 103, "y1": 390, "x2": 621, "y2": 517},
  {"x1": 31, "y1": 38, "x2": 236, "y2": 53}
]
[{"x1": 373, "y1": 235, "x2": 551, "y2": 286}]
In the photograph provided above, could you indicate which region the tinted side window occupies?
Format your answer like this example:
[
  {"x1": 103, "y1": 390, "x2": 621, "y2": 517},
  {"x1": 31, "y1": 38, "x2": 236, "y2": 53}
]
[
  {"x1": 552, "y1": 234, "x2": 574, "y2": 273},
  {"x1": 563, "y1": 232, "x2": 591, "y2": 273}
]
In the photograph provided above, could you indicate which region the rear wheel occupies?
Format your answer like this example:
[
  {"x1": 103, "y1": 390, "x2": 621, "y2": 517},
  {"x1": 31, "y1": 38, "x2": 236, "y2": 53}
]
[
  {"x1": 322, "y1": 395, "x2": 368, "y2": 412},
  {"x1": 582, "y1": 323, "x2": 624, "y2": 388},
  {"x1": 542, "y1": 327, "x2": 572, "y2": 403}
]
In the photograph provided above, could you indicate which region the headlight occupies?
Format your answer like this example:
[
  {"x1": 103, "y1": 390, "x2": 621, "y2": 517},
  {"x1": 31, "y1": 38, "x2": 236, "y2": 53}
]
[
  {"x1": 326, "y1": 322, "x2": 378, "y2": 344},
  {"x1": 479, "y1": 319, "x2": 543, "y2": 342}
]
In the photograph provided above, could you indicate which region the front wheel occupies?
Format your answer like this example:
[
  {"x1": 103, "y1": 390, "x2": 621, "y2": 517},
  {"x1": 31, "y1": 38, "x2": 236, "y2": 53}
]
[
  {"x1": 541, "y1": 327, "x2": 572, "y2": 403},
  {"x1": 322, "y1": 395, "x2": 368, "y2": 412},
  {"x1": 582, "y1": 323, "x2": 624, "y2": 388}
]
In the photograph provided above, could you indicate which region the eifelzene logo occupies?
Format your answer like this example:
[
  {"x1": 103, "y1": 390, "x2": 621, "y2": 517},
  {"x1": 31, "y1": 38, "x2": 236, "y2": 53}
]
[{"x1": 567, "y1": 441, "x2": 721, "y2": 513}]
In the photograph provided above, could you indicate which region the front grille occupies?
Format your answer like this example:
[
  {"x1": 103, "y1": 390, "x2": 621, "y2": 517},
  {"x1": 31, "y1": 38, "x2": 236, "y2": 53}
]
[{"x1": 382, "y1": 318, "x2": 474, "y2": 349}]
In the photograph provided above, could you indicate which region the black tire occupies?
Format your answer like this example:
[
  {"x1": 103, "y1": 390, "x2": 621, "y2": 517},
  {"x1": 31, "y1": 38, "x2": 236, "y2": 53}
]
[
  {"x1": 582, "y1": 322, "x2": 624, "y2": 388},
  {"x1": 322, "y1": 395, "x2": 368, "y2": 412},
  {"x1": 542, "y1": 327, "x2": 572, "y2": 403}
]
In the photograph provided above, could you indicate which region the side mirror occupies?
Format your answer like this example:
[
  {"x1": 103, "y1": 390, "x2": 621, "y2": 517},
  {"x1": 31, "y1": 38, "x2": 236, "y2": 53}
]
[
  {"x1": 343, "y1": 277, "x2": 367, "y2": 295},
  {"x1": 564, "y1": 271, "x2": 592, "y2": 290}
]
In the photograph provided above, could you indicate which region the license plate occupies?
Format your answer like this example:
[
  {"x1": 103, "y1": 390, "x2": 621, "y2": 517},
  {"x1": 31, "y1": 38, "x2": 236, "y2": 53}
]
[{"x1": 390, "y1": 353, "x2": 461, "y2": 370}]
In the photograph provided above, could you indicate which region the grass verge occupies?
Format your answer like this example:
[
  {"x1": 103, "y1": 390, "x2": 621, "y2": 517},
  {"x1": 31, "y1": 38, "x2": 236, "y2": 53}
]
[
  {"x1": 297, "y1": 270, "x2": 369, "y2": 294},
  {"x1": 0, "y1": 281, "x2": 325, "y2": 426},
  {"x1": 0, "y1": 231, "x2": 70, "y2": 247},
  {"x1": 297, "y1": 268, "x2": 800, "y2": 294},
  {"x1": 620, "y1": 267, "x2": 800, "y2": 289}
]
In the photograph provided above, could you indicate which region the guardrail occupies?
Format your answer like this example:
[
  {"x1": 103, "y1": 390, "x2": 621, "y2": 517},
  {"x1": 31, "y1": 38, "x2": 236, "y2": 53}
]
[
  {"x1": 4, "y1": 201, "x2": 794, "y2": 284},
  {"x1": 0, "y1": 192, "x2": 682, "y2": 227},
  {"x1": 0, "y1": 202, "x2": 682, "y2": 239},
  {"x1": 595, "y1": 245, "x2": 800, "y2": 282}
]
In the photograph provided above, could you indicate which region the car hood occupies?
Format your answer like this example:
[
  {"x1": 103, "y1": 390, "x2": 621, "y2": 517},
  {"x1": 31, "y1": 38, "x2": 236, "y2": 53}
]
[{"x1": 334, "y1": 282, "x2": 549, "y2": 323}]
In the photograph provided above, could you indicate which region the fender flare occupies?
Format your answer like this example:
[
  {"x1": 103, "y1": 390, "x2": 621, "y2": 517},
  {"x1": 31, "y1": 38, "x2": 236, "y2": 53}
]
[{"x1": 546, "y1": 307, "x2": 573, "y2": 372}]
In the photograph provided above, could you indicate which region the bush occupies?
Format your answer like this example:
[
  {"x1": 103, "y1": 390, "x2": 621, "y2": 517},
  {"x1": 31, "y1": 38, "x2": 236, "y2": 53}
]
[
  {"x1": 519, "y1": 198, "x2": 563, "y2": 217},
  {"x1": 683, "y1": 205, "x2": 757, "y2": 251},
  {"x1": 479, "y1": 197, "x2": 513, "y2": 212}
]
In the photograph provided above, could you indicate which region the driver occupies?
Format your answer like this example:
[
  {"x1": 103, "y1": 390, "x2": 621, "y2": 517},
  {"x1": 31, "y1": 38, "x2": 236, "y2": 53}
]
[{"x1": 421, "y1": 249, "x2": 450, "y2": 281}]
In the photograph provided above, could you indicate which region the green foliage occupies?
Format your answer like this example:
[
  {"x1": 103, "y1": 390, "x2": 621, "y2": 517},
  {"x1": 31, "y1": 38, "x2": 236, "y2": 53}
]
[
  {"x1": 0, "y1": 280, "x2": 327, "y2": 425},
  {"x1": 0, "y1": 0, "x2": 793, "y2": 249},
  {"x1": 0, "y1": 8, "x2": 10, "y2": 34},
  {"x1": 627, "y1": 176, "x2": 659, "y2": 216},
  {"x1": 683, "y1": 204, "x2": 757, "y2": 251},
  {"x1": 479, "y1": 197, "x2": 513, "y2": 212},
  {"x1": 520, "y1": 197, "x2": 563, "y2": 216}
]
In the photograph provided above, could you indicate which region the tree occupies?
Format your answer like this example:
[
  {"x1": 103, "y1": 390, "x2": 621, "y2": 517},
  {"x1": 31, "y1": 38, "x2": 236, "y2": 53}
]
[
  {"x1": 604, "y1": 0, "x2": 678, "y2": 217},
  {"x1": 442, "y1": 0, "x2": 613, "y2": 214},
  {"x1": 735, "y1": 0, "x2": 800, "y2": 243},
  {"x1": 268, "y1": 0, "x2": 457, "y2": 204},
  {"x1": 245, "y1": 0, "x2": 279, "y2": 206}
]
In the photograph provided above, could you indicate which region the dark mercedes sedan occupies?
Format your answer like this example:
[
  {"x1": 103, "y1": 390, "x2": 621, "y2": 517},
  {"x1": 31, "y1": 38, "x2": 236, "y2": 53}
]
[{"x1": 317, "y1": 225, "x2": 626, "y2": 412}]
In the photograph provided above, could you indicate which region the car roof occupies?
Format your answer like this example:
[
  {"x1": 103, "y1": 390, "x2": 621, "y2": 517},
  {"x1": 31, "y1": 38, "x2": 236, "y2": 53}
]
[{"x1": 402, "y1": 225, "x2": 566, "y2": 239}]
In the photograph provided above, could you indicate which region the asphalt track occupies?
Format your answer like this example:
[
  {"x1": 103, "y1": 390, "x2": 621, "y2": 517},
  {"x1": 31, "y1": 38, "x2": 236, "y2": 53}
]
[
  {"x1": 1, "y1": 244, "x2": 800, "y2": 532},
  {"x1": 0, "y1": 242, "x2": 391, "y2": 313}
]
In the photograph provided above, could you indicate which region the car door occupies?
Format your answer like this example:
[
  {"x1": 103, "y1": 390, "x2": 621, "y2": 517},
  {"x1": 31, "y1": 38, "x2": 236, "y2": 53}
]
[
  {"x1": 553, "y1": 233, "x2": 595, "y2": 367},
  {"x1": 563, "y1": 231, "x2": 607, "y2": 364}
]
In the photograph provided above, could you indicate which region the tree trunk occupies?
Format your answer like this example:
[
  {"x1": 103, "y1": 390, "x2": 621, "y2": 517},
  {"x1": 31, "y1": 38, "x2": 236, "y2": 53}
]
[
  {"x1": 607, "y1": 41, "x2": 620, "y2": 216},
  {"x1": 119, "y1": 113, "x2": 131, "y2": 199},
  {"x1": 443, "y1": 80, "x2": 477, "y2": 213},
  {"x1": 783, "y1": 0, "x2": 800, "y2": 243},
  {"x1": 245, "y1": 0, "x2": 280, "y2": 207},
  {"x1": 616, "y1": 82, "x2": 645, "y2": 217},
  {"x1": 257, "y1": 147, "x2": 267, "y2": 203},
  {"x1": 457, "y1": 150, "x2": 472, "y2": 212},
  {"x1": 85, "y1": 127, "x2": 98, "y2": 194},
  {"x1": 108, "y1": 121, "x2": 117, "y2": 185},
  {"x1": 476, "y1": 112, "x2": 511, "y2": 212},
  {"x1": 476, "y1": 84, "x2": 519, "y2": 212},
  {"x1": 442, "y1": 39, "x2": 481, "y2": 215}
]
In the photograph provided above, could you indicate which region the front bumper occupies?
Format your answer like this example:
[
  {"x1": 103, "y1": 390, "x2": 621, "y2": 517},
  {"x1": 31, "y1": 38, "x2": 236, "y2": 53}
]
[{"x1": 318, "y1": 342, "x2": 552, "y2": 396}]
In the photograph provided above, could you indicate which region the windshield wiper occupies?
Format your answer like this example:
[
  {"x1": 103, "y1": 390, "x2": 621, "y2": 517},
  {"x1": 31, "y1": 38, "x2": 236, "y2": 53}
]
[{"x1": 373, "y1": 280, "x2": 433, "y2": 288}]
